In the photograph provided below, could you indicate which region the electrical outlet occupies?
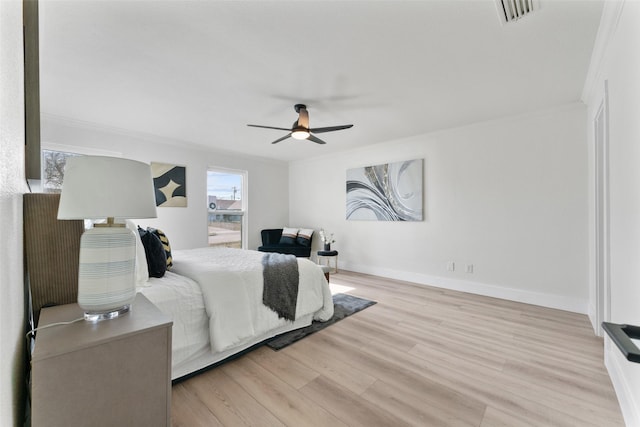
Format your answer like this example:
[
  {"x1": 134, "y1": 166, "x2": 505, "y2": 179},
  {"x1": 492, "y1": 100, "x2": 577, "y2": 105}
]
[
  {"x1": 466, "y1": 264, "x2": 474, "y2": 273},
  {"x1": 447, "y1": 261, "x2": 455, "y2": 271}
]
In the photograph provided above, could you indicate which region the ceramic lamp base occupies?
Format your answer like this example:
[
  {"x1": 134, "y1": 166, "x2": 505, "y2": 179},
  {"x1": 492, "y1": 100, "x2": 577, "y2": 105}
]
[{"x1": 77, "y1": 225, "x2": 137, "y2": 320}]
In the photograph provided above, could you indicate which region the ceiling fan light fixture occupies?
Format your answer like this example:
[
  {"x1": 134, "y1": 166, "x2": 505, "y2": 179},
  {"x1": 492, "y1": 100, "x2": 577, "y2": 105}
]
[
  {"x1": 247, "y1": 104, "x2": 353, "y2": 145},
  {"x1": 291, "y1": 129, "x2": 310, "y2": 140}
]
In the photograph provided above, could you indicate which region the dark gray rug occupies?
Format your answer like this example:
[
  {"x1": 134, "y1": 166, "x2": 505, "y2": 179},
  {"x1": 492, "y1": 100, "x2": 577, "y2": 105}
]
[{"x1": 265, "y1": 293, "x2": 376, "y2": 350}]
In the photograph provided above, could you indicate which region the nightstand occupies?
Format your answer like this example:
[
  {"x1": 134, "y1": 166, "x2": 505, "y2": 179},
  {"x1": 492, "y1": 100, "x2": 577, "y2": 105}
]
[
  {"x1": 317, "y1": 249, "x2": 339, "y2": 273},
  {"x1": 31, "y1": 293, "x2": 173, "y2": 427}
]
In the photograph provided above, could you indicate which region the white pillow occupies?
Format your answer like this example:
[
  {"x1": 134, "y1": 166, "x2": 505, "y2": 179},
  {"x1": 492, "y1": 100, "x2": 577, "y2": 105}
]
[{"x1": 125, "y1": 220, "x2": 150, "y2": 286}]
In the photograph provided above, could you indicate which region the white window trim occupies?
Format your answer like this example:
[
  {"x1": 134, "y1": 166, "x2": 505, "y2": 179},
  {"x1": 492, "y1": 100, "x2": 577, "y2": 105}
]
[{"x1": 207, "y1": 166, "x2": 248, "y2": 249}]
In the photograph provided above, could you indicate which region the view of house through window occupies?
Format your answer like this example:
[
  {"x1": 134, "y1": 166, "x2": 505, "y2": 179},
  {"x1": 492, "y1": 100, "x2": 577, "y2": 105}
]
[{"x1": 207, "y1": 169, "x2": 245, "y2": 248}]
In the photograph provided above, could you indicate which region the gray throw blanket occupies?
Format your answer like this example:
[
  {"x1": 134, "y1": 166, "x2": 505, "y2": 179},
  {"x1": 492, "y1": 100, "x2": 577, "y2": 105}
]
[{"x1": 262, "y1": 253, "x2": 299, "y2": 321}]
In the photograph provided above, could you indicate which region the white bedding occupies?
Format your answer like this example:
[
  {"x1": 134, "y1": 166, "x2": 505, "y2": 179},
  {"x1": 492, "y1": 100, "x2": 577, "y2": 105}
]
[
  {"x1": 137, "y1": 271, "x2": 209, "y2": 368},
  {"x1": 170, "y1": 246, "x2": 334, "y2": 353},
  {"x1": 136, "y1": 247, "x2": 333, "y2": 379}
]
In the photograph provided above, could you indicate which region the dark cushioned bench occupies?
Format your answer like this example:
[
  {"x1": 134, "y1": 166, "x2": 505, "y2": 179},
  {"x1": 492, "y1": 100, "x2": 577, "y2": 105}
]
[{"x1": 257, "y1": 228, "x2": 312, "y2": 257}]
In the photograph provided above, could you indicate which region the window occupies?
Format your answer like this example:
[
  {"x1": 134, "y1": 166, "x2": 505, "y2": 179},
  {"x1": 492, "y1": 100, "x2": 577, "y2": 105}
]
[
  {"x1": 41, "y1": 149, "x2": 81, "y2": 193},
  {"x1": 207, "y1": 169, "x2": 246, "y2": 249},
  {"x1": 40, "y1": 144, "x2": 121, "y2": 193}
]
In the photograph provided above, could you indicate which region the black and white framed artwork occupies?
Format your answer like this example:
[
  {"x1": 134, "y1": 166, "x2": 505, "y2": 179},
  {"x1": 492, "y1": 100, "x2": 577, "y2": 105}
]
[
  {"x1": 346, "y1": 159, "x2": 423, "y2": 221},
  {"x1": 151, "y1": 162, "x2": 187, "y2": 207}
]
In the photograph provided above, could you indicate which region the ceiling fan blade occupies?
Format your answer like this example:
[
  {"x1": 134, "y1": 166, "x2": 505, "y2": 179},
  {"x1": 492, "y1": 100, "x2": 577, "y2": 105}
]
[
  {"x1": 308, "y1": 124, "x2": 353, "y2": 133},
  {"x1": 247, "y1": 124, "x2": 292, "y2": 132},
  {"x1": 298, "y1": 106, "x2": 309, "y2": 129},
  {"x1": 307, "y1": 134, "x2": 327, "y2": 145},
  {"x1": 251, "y1": 105, "x2": 351, "y2": 147},
  {"x1": 271, "y1": 134, "x2": 292, "y2": 144}
]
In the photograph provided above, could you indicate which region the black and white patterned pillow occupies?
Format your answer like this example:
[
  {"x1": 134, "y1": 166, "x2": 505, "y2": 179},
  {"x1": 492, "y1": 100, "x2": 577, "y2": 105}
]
[
  {"x1": 279, "y1": 227, "x2": 298, "y2": 245},
  {"x1": 148, "y1": 228, "x2": 173, "y2": 270},
  {"x1": 296, "y1": 228, "x2": 314, "y2": 247}
]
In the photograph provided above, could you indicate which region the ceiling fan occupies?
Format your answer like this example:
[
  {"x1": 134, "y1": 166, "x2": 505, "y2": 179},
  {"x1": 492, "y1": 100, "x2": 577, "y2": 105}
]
[{"x1": 247, "y1": 104, "x2": 353, "y2": 145}]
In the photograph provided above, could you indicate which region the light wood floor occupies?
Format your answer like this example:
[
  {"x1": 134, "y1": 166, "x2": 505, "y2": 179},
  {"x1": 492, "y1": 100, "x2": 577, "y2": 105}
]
[{"x1": 171, "y1": 271, "x2": 624, "y2": 426}]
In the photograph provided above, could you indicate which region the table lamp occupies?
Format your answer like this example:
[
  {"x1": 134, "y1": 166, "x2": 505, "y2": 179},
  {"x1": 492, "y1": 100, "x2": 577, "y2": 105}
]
[{"x1": 57, "y1": 156, "x2": 157, "y2": 321}]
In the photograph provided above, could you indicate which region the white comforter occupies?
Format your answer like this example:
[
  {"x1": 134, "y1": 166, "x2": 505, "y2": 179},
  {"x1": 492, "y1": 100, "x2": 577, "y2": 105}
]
[
  {"x1": 138, "y1": 271, "x2": 209, "y2": 367},
  {"x1": 170, "y1": 247, "x2": 334, "y2": 352}
]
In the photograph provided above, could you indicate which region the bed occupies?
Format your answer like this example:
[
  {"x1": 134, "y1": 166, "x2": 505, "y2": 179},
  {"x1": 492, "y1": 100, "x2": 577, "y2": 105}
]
[
  {"x1": 139, "y1": 246, "x2": 334, "y2": 380},
  {"x1": 24, "y1": 193, "x2": 334, "y2": 382}
]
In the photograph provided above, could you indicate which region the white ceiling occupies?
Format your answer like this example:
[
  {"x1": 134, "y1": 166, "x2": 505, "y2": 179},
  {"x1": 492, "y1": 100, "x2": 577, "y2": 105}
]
[{"x1": 39, "y1": 0, "x2": 604, "y2": 162}]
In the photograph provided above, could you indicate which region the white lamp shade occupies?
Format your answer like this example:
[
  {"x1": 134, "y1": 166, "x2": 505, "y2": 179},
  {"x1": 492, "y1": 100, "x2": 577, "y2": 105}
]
[{"x1": 58, "y1": 156, "x2": 157, "y2": 220}]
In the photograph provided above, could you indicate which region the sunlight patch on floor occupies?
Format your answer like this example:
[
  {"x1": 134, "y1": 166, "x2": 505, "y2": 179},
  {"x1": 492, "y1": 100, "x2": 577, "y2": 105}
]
[{"x1": 329, "y1": 282, "x2": 355, "y2": 295}]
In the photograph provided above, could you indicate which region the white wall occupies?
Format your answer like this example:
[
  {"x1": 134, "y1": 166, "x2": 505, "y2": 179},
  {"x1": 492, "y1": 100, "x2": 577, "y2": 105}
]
[
  {"x1": 41, "y1": 115, "x2": 290, "y2": 251},
  {"x1": 290, "y1": 104, "x2": 589, "y2": 313},
  {"x1": 584, "y1": 2, "x2": 640, "y2": 425},
  {"x1": 0, "y1": 1, "x2": 28, "y2": 426}
]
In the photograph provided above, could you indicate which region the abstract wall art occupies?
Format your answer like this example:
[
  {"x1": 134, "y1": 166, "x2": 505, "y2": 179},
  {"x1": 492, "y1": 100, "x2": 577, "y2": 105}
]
[
  {"x1": 346, "y1": 159, "x2": 423, "y2": 221},
  {"x1": 151, "y1": 162, "x2": 187, "y2": 207}
]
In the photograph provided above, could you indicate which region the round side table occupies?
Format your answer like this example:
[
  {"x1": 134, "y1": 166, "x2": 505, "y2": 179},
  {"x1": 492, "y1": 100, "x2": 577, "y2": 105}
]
[{"x1": 317, "y1": 250, "x2": 338, "y2": 274}]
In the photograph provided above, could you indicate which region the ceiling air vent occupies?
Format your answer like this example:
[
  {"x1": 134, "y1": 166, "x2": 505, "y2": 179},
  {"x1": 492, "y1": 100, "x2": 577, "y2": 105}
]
[{"x1": 495, "y1": 0, "x2": 538, "y2": 24}]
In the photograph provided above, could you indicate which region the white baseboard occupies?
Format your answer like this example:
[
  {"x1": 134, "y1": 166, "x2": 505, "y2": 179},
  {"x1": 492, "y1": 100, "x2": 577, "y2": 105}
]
[
  {"x1": 604, "y1": 336, "x2": 640, "y2": 427},
  {"x1": 342, "y1": 262, "x2": 588, "y2": 314}
]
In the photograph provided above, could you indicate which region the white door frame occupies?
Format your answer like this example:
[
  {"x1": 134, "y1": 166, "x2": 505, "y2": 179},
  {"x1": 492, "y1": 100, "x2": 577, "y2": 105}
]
[{"x1": 593, "y1": 81, "x2": 611, "y2": 336}]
